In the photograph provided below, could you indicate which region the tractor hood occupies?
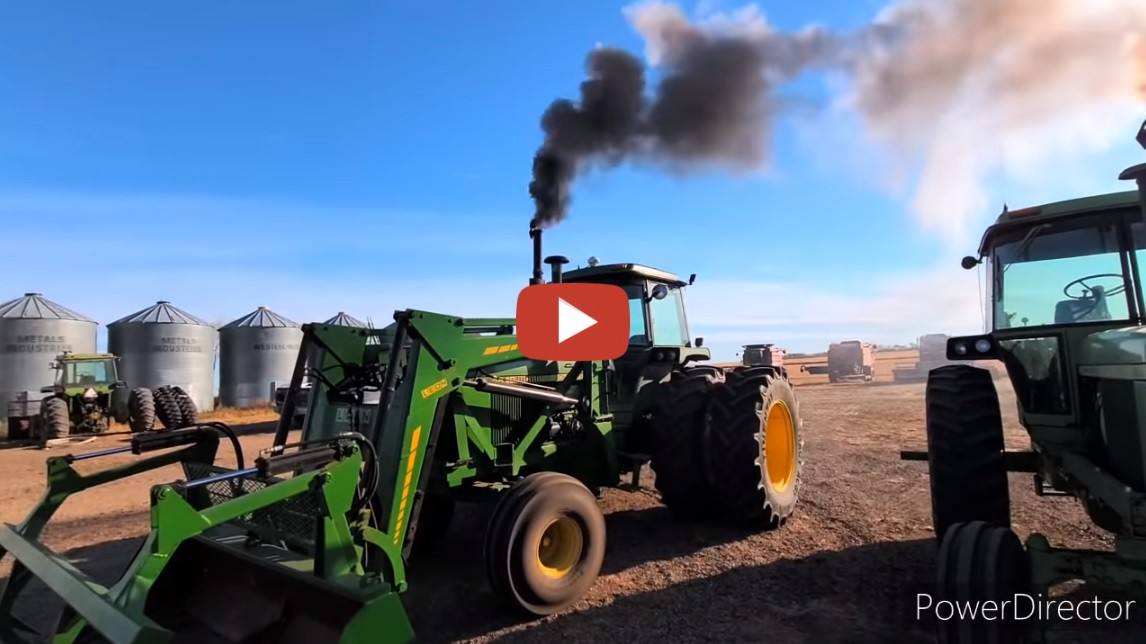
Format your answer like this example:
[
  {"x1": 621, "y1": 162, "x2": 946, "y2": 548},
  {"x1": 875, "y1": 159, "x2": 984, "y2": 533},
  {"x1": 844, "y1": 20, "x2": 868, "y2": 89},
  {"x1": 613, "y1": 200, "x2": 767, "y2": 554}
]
[{"x1": 1076, "y1": 326, "x2": 1146, "y2": 380}]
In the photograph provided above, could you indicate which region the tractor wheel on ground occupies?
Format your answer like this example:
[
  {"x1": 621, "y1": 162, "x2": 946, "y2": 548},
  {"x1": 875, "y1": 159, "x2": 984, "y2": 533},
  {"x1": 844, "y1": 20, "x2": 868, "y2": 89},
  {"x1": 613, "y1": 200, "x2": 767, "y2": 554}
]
[
  {"x1": 648, "y1": 365, "x2": 725, "y2": 520},
  {"x1": 152, "y1": 386, "x2": 183, "y2": 431},
  {"x1": 411, "y1": 494, "x2": 455, "y2": 557},
  {"x1": 40, "y1": 397, "x2": 69, "y2": 441},
  {"x1": 936, "y1": 521, "x2": 1031, "y2": 644},
  {"x1": 483, "y1": 472, "x2": 606, "y2": 616},
  {"x1": 705, "y1": 366, "x2": 802, "y2": 530},
  {"x1": 171, "y1": 386, "x2": 198, "y2": 427},
  {"x1": 127, "y1": 388, "x2": 155, "y2": 433},
  {"x1": 925, "y1": 365, "x2": 1010, "y2": 545}
]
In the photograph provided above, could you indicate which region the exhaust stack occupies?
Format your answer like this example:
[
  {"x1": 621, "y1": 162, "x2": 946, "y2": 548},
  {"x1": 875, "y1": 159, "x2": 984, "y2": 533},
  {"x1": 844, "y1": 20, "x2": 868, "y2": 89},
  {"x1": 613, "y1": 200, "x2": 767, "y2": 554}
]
[
  {"x1": 529, "y1": 219, "x2": 544, "y2": 285},
  {"x1": 1119, "y1": 118, "x2": 1146, "y2": 221}
]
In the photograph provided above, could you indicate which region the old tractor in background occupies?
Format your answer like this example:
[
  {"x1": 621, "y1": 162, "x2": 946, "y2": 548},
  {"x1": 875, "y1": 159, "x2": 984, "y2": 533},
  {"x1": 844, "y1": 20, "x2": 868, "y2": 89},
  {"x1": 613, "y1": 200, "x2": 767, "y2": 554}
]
[
  {"x1": 900, "y1": 119, "x2": 1146, "y2": 643},
  {"x1": 0, "y1": 222, "x2": 804, "y2": 642},
  {"x1": 800, "y1": 339, "x2": 875, "y2": 383},
  {"x1": 741, "y1": 342, "x2": 785, "y2": 368},
  {"x1": 5, "y1": 352, "x2": 201, "y2": 445}
]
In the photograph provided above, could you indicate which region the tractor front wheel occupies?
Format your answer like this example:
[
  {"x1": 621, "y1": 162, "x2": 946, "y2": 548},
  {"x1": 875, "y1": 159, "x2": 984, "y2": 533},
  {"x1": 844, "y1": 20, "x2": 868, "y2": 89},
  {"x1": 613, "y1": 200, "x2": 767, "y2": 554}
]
[
  {"x1": 171, "y1": 386, "x2": 198, "y2": 427},
  {"x1": 483, "y1": 472, "x2": 606, "y2": 616},
  {"x1": 40, "y1": 397, "x2": 69, "y2": 441},
  {"x1": 706, "y1": 366, "x2": 802, "y2": 530},
  {"x1": 936, "y1": 521, "x2": 1031, "y2": 644},
  {"x1": 128, "y1": 388, "x2": 156, "y2": 433},
  {"x1": 153, "y1": 386, "x2": 183, "y2": 431},
  {"x1": 925, "y1": 365, "x2": 1010, "y2": 544},
  {"x1": 648, "y1": 365, "x2": 724, "y2": 519}
]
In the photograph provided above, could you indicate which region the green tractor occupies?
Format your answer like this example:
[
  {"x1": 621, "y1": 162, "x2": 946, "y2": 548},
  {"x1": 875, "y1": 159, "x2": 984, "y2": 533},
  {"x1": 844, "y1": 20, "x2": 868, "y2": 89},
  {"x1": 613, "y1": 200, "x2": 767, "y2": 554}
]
[
  {"x1": 0, "y1": 225, "x2": 804, "y2": 642},
  {"x1": 34, "y1": 352, "x2": 158, "y2": 441},
  {"x1": 900, "y1": 119, "x2": 1146, "y2": 642}
]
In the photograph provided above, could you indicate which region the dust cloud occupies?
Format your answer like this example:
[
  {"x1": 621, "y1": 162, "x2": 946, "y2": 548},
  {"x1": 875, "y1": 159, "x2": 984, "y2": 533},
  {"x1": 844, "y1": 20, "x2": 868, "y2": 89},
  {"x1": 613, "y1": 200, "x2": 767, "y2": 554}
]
[{"x1": 528, "y1": 0, "x2": 1146, "y2": 237}]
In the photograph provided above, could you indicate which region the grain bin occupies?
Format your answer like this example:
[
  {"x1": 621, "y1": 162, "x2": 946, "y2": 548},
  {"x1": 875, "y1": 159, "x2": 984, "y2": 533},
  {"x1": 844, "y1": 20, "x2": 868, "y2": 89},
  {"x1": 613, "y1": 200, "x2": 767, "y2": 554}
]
[
  {"x1": 219, "y1": 307, "x2": 303, "y2": 407},
  {"x1": 305, "y1": 312, "x2": 368, "y2": 378},
  {"x1": 323, "y1": 312, "x2": 366, "y2": 327},
  {"x1": 108, "y1": 301, "x2": 217, "y2": 412},
  {"x1": 0, "y1": 293, "x2": 98, "y2": 424}
]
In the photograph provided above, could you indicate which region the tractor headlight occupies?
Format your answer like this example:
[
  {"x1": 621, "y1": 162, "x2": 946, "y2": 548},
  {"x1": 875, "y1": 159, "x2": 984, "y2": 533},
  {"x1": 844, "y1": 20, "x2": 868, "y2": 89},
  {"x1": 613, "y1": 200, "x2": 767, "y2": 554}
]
[
  {"x1": 974, "y1": 338, "x2": 992, "y2": 353},
  {"x1": 953, "y1": 342, "x2": 969, "y2": 356}
]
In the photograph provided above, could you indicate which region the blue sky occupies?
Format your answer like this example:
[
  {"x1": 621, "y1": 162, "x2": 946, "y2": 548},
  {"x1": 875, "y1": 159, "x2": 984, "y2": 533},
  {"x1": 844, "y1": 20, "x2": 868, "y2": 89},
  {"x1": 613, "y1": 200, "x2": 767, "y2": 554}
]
[{"x1": 2, "y1": 0, "x2": 1144, "y2": 361}]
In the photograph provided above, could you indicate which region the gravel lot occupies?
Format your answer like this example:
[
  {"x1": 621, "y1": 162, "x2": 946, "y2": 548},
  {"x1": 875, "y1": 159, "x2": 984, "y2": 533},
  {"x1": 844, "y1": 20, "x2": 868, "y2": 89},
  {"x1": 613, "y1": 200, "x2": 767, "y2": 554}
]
[{"x1": 1, "y1": 380, "x2": 1143, "y2": 643}]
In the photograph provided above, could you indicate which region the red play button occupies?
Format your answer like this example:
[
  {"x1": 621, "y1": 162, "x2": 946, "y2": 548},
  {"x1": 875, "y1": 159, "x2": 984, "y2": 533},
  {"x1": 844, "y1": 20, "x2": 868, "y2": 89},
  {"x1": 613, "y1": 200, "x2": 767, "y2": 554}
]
[{"x1": 516, "y1": 283, "x2": 629, "y2": 361}]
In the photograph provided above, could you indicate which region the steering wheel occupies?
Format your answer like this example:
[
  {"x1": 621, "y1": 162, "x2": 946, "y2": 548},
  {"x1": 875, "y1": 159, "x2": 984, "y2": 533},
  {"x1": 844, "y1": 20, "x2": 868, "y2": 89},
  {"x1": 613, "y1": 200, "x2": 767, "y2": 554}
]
[{"x1": 1063, "y1": 273, "x2": 1126, "y2": 299}]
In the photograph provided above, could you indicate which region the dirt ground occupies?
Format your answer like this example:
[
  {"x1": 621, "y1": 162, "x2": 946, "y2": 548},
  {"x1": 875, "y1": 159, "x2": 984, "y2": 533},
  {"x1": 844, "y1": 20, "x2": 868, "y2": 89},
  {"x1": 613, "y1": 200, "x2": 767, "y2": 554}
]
[{"x1": 0, "y1": 382, "x2": 1143, "y2": 643}]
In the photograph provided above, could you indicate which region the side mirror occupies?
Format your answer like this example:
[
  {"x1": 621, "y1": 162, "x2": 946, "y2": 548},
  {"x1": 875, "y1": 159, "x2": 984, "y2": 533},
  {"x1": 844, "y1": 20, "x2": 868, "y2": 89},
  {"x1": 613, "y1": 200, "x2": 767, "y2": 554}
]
[
  {"x1": 961, "y1": 256, "x2": 980, "y2": 270},
  {"x1": 648, "y1": 284, "x2": 669, "y2": 301},
  {"x1": 695, "y1": 337, "x2": 704, "y2": 347},
  {"x1": 688, "y1": 273, "x2": 696, "y2": 285}
]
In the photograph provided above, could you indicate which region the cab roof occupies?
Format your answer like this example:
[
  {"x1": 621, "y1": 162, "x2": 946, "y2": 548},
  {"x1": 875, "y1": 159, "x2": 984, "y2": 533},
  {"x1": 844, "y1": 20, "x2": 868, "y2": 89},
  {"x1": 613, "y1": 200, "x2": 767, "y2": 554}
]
[
  {"x1": 563, "y1": 262, "x2": 687, "y2": 287},
  {"x1": 979, "y1": 189, "x2": 1141, "y2": 255}
]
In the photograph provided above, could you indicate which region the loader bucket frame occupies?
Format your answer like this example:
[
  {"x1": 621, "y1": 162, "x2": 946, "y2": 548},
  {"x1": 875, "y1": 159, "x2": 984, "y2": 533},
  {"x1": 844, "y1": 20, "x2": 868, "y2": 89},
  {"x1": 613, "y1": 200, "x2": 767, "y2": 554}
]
[{"x1": 0, "y1": 427, "x2": 415, "y2": 643}]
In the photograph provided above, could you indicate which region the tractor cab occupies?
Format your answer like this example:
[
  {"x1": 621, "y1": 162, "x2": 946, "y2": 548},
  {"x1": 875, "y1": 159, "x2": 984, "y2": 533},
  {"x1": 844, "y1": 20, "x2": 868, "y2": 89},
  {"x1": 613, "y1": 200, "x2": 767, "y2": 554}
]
[
  {"x1": 546, "y1": 255, "x2": 710, "y2": 429},
  {"x1": 952, "y1": 190, "x2": 1146, "y2": 422},
  {"x1": 44, "y1": 352, "x2": 123, "y2": 395}
]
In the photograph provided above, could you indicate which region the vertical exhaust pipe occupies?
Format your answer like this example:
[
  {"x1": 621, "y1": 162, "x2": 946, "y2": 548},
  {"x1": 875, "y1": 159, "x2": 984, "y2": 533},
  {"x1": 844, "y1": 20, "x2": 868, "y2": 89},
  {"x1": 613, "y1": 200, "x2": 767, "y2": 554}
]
[
  {"x1": 545, "y1": 255, "x2": 569, "y2": 283},
  {"x1": 1119, "y1": 118, "x2": 1146, "y2": 217},
  {"x1": 529, "y1": 219, "x2": 544, "y2": 286}
]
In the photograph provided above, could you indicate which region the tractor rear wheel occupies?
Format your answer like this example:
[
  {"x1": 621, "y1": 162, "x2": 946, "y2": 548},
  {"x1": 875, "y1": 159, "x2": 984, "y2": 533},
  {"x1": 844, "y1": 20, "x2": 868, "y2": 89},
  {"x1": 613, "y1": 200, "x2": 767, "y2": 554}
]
[
  {"x1": 171, "y1": 386, "x2": 198, "y2": 427},
  {"x1": 936, "y1": 521, "x2": 1031, "y2": 644},
  {"x1": 706, "y1": 366, "x2": 802, "y2": 530},
  {"x1": 128, "y1": 388, "x2": 155, "y2": 433},
  {"x1": 925, "y1": 365, "x2": 1010, "y2": 545},
  {"x1": 483, "y1": 472, "x2": 605, "y2": 616},
  {"x1": 648, "y1": 365, "x2": 724, "y2": 519},
  {"x1": 40, "y1": 397, "x2": 69, "y2": 441},
  {"x1": 153, "y1": 386, "x2": 183, "y2": 431}
]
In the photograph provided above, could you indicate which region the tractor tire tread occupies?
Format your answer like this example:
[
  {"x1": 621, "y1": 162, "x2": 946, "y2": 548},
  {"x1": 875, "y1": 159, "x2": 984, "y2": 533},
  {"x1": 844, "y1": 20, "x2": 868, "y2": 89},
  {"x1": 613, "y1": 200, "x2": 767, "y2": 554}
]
[
  {"x1": 171, "y1": 386, "x2": 198, "y2": 428},
  {"x1": 41, "y1": 397, "x2": 69, "y2": 440},
  {"x1": 706, "y1": 366, "x2": 803, "y2": 530},
  {"x1": 649, "y1": 366, "x2": 725, "y2": 519},
  {"x1": 128, "y1": 388, "x2": 155, "y2": 433},
  {"x1": 926, "y1": 365, "x2": 1010, "y2": 544},
  {"x1": 153, "y1": 386, "x2": 184, "y2": 431}
]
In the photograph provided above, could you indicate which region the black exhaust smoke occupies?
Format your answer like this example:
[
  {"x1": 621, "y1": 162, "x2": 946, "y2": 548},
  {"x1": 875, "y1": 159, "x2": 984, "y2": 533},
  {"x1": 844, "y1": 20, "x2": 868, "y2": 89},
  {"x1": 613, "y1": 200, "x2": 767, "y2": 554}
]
[{"x1": 527, "y1": 5, "x2": 837, "y2": 229}]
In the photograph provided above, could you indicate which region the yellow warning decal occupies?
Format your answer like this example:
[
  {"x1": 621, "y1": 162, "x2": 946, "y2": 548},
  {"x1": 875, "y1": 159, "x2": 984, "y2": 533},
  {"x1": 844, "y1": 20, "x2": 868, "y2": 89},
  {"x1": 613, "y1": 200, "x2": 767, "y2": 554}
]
[
  {"x1": 392, "y1": 425, "x2": 423, "y2": 544},
  {"x1": 482, "y1": 343, "x2": 519, "y2": 355},
  {"x1": 420, "y1": 378, "x2": 447, "y2": 399}
]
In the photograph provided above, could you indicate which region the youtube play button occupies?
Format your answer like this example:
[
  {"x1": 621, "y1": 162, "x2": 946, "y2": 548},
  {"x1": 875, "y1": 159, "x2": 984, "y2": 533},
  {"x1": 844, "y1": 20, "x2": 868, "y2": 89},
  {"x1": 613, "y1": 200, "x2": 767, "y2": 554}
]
[
  {"x1": 517, "y1": 283, "x2": 629, "y2": 361},
  {"x1": 557, "y1": 297, "x2": 597, "y2": 343}
]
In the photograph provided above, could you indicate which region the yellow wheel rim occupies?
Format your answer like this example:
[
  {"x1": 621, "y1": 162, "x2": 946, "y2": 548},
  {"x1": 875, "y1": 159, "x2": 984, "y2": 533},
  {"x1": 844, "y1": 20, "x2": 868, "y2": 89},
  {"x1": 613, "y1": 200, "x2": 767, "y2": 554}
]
[
  {"x1": 537, "y1": 516, "x2": 584, "y2": 579},
  {"x1": 764, "y1": 400, "x2": 797, "y2": 492}
]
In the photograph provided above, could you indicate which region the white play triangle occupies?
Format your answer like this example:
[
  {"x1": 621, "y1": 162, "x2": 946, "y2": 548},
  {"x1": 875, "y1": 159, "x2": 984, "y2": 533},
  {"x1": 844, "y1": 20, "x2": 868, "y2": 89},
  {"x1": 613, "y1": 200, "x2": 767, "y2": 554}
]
[{"x1": 557, "y1": 297, "x2": 597, "y2": 343}]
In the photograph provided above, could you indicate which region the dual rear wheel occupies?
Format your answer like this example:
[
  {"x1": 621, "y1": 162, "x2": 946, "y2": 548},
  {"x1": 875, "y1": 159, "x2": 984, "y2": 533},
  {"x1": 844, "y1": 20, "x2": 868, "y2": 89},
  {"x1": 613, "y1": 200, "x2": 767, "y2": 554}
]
[{"x1": 649, "y1": 364, "x2": 803, "y2": 529}]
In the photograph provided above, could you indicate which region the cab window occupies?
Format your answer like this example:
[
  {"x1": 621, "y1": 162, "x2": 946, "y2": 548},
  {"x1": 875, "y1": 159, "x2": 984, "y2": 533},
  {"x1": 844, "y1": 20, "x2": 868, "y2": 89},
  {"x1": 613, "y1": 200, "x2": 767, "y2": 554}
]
[
  {"x1": 62, "y1": 360, "x2": 115, "y2": 386},
  {"x1": 625, "y1": 285, "x2": 649, "y2": 345},
  {"x1": 649, "y1": 286, "x2": 689, "y2": 346},
  {"x1": 993, "y1": 221, "x2": 1131, "y2": 329}
]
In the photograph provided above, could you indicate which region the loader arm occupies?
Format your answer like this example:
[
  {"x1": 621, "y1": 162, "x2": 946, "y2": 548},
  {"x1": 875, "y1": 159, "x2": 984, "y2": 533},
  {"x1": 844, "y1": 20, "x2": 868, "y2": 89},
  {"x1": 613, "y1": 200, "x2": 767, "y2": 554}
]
[{"x1": 370, "y1": 310, "x2": 592, "y2": 557}]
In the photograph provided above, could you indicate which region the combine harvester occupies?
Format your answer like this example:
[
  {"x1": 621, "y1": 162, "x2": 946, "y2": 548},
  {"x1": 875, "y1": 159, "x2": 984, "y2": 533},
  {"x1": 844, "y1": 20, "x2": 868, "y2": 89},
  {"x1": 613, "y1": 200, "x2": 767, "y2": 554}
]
[
  {"x1": 800, "y1": 340, "x2": 875, "y2": 383},
  {"x1": 890, "y1": 334, "x2": 953, "y2": 383},
  {"x1": 901, "y1": 118, "x2": 1146, "y2": 643},
  {"x1": 0, "y1": 224, "x2": 804, "y2": 642}
]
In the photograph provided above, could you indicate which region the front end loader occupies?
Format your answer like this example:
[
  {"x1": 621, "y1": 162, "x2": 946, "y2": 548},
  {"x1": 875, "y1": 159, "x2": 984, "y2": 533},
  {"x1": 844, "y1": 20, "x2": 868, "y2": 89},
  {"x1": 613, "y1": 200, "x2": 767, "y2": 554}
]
[
  {"x1": 0, "y1": 223, "x2": 804, "y2": 641},
  {"x1": 900, "y1": 118, "x2": 1146, "y2": 643}
]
